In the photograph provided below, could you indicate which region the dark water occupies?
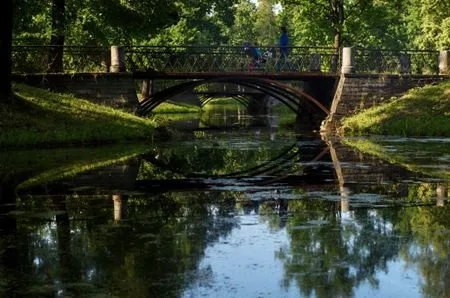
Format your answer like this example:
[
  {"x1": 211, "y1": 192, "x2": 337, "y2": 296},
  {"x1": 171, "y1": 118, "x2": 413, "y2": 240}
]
[{"x1": 1, "y1": 105, "x2": 449, "y2": 297}]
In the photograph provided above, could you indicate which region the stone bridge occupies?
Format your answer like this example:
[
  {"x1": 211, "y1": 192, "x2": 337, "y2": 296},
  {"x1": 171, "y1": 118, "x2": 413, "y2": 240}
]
[{"x1": 11, "y1": 45, "x2": 450, "y2": 131}]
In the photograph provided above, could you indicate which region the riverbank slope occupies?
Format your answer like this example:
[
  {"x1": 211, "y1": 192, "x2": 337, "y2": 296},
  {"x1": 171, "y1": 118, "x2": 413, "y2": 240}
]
[
  {"x1": 339, "y1": 80, "x2": 450, "y2": 136},
  {"x1": 0, "y1": 84, "x2": 187, "y2": 148}
]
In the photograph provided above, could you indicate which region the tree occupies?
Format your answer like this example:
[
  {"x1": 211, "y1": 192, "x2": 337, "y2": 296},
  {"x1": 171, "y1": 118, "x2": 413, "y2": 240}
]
[
  {"x1": 229, "y1": 0, "x2": 257, "y2": 45},
  {"x1": 278, "y1": 0, "x2": 414, "y2": 51},
  {"x1": 412, "y1": 0, "x2": 450, "y2": 49},
  {"x1": 280, "y1": 0, "x2": 372, "y2": 49},
  {"x1": 0, "y1": 0, "x2": 13, "y2": 102},
  {"x1": 146, "y1": 0, "x2": 238, "y2": 45},
  {"x1": 254, "y1": 0, "x2": 278, "y2": 46},
  {"x1": 13, "y1": 0, "x2": 181, "y2": 46},
  {"x1": 48, "y1": 0, "x2": 65, "y2": 72}
]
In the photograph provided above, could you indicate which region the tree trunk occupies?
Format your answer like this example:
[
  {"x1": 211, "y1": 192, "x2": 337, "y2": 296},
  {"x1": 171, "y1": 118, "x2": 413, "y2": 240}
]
[
  {"x1": 0, "y1": 0, "x2": 13, "y2": 103},
  {"x1": 47, "y1": 0, "x2": 65, "y2": 73},
  {"x1": 331, "y1": 31, "x2": 342, "y2": 72},
  {"x1": 141, "y1": 80, "x2": 153, "y2": 100},
  {"x1": 333, "y1": 31, "x2": 341, "y2": 49}
]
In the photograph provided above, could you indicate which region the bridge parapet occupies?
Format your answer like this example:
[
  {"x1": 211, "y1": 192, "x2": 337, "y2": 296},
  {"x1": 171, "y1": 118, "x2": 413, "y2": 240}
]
[
  {"x1": 342, "y1": 46, "x2": 447, "y2": 75},
  {"x1": 11, "y1": 45, "x2": 339, "y2": 74},
  {"x1": 121, "y1": 45, "x2": 339, "y2": 73},
  {"x1": 11, "y1": 45, "x2": 449, "y2": 76}
]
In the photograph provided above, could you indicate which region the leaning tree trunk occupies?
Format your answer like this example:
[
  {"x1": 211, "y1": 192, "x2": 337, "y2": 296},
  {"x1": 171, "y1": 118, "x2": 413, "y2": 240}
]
[
  {"x1": 0, "y1": 0, "x2": 13, "y2": 102},
  {"x1": 47, "y1": 0, "x2": 65, "y2": 73}
]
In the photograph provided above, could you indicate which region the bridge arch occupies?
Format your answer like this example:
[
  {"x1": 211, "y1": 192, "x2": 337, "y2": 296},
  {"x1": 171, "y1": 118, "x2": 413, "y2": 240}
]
[{"x1": 137, "y1": 77, "x2": 330, "y2": 116}]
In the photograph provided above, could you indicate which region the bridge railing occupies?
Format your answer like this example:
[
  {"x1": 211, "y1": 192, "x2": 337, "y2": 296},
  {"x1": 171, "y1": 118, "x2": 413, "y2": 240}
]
[
  {"x1": 353, "y1": 48, "x2": 440, "y2": 75},
  {"x1": 11, "y1": 45, "x2": 109, "y2": 73},
  {"x1": 11, "y1": 45, "x2": 447, "y2": 75},
  {"x1": 122, "y1": 45, "x2": 339, "y2": 73}
]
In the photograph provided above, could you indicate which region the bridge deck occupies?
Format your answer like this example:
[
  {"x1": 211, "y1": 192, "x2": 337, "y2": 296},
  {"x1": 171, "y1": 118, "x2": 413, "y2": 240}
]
[{"x1": 132, "y1": 71, "x2": 339, "y2": 80}]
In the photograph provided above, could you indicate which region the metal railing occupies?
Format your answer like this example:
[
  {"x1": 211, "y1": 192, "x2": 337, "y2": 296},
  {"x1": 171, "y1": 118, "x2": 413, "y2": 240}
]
[
  {"x1": 353, "y1": 48, "x2": 440, "y2": 75},
  {"x1": 122, "y1": 45, "x2": 339, "y2": 73},
  {"x1": 11, "y1": 45, "x2": 339, "y2": 74},
  {"x1": 11, "y1": 45, "x2": 109, "y2": 73},
  {"x1": 11, "y1": 45, "x2": 443, "y2": 75}
]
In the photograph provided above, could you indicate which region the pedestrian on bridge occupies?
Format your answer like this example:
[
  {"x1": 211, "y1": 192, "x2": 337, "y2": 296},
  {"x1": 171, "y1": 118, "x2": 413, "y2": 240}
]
[
  {"x1": 278, "y1": 26, "x2": 289, "y2": 58},
  {"x1": 277, "y1": 25, "x2": 290, "y2": 71}
]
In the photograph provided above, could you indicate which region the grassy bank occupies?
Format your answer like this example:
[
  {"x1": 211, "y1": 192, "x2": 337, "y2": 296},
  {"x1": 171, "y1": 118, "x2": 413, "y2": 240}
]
[
  {"x1": 153, "y1": 100, "x2": 202, "y2": 113},
  {"x1": 340, "y1": 80, "x2": 450, "y2": 136},
  {"x1": 1, "y1": 84, "x2": 201, "y2": 148}
]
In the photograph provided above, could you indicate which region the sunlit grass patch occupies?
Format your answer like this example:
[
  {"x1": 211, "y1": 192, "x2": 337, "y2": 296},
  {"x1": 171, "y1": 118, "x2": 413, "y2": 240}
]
[
  {"x1": 152, "y1": 100, "x2": 202, "y2": 113},
  {"x1": 0, "y1": 84, "x2": 158, "y2": 148}
]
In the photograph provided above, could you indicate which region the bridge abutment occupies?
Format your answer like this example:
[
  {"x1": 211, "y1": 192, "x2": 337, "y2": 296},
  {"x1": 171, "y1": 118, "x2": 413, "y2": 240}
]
[
  {"x1": 321, "y1": 47, "x2": 450, "y2": 134},
  {"x1": 321, "y1": 73, "x2": 448, "y2": 133}
]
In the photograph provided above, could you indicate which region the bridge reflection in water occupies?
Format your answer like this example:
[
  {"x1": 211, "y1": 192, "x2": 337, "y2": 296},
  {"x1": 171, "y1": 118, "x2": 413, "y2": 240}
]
[
  {"x1": 1, "y1": 128, "x2": 449, "y2": 297},
  {"x1": 13, "y1": 134, "x2": 449, "y2": 220}
]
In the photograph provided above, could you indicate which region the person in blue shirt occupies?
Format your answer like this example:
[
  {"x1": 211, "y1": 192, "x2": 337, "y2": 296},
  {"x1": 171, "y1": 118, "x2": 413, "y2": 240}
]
[
  {"x1": 277, "y1": 26, "x2": 290, "y2": 70},
  {"x1": 278, "y1": 26, "x2": 289, "y2": 58}
]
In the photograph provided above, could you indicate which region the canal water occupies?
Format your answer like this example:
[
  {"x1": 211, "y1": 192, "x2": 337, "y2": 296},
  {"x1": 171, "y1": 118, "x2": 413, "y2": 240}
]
[{"x1": 0, "y1": 103, "x2": 449, "y2": 297}]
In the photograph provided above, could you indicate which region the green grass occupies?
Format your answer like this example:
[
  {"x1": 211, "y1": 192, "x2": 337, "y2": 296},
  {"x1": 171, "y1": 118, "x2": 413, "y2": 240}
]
[
  {"x1": 152, "y1": 100, "x2": 202, "y2": 113},
  {"x1": 0, "y1": 84, "x2": 159, "y2": 148},
  {"x1": 340, "y1": 80, "x2": 450, "y2": 136}
]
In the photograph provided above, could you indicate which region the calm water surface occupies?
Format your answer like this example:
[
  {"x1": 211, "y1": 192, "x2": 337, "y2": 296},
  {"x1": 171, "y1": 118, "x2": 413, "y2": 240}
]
[{"x1": 0, "y1": 106, "x2": 449, "y2": 297}]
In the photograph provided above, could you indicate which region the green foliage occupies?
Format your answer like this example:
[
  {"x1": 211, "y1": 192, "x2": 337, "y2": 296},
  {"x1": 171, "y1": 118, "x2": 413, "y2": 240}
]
[
  {"x1": 152, "y1": 100, "x2": 202, "y2": 113},
  {"x1": 345, "y1": 0, "x2": 409, "y2": 48},
  {"x1": 12, "y1": 0, "x2": 450, "y2": 50},
  {"x1": 13, "y1": 0, "x2": 180, "y2": 46},
  {"x1": 13, "y1": 0, "x2": 51, "y2": 44},
  {"x1": 254, "y1": 0, "x2": 278, "y2": 45},
  {"x1": 279, "y1": 0, "x2": 411, "y2": 49},
  {"x1": 146, "y1": 0, "x2": 238, "y2": 45},
  {"x1": 229, "y1": 0, "x2": 257, "y2": 45},
  {"x1": 277, "y1": 2, "x2": 335, "y2": 46},
  {"x1": 413, "y1": 0, "x2": 450, "y2": 50}
]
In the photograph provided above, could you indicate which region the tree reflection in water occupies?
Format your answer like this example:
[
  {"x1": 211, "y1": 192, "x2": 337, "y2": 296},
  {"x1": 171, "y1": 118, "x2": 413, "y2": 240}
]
[{"x1": 1, "y1": 125, "x2": 449, "y2": 296}]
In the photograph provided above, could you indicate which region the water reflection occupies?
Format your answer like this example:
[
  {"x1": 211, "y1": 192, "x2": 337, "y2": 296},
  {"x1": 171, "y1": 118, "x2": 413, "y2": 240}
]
[
  {"x1": 1, "y1": 109, "x2": 450, "y2": 297},
  {"x1": 2, "y1": 191, "x2": 450, "y2": 297}
]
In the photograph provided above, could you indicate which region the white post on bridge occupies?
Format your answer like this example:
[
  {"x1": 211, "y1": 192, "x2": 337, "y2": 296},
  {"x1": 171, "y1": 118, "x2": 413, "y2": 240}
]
[
  {"x1": 439, "y1": 50, "x2": 449, "y2": 75},
  {"x1": 341, "y1": 47, "x2": 355, "y2": 74},
  {"x1": 110, "y1": 46, "x2": 126, "y2": 72}
]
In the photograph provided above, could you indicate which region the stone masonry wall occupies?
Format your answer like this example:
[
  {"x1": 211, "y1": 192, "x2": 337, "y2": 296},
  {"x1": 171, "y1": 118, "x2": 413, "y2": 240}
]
[{"x1": 13, "y1": 73, "x2": 139, "y2": 110}]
